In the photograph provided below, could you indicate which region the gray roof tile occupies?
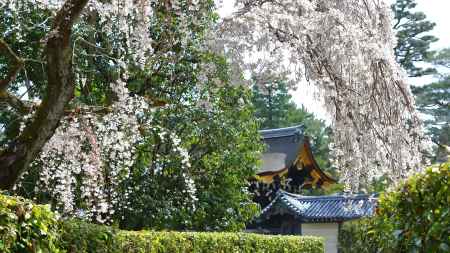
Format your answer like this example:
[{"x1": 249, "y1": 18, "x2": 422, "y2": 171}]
[{"x1": 259, "y1": 190, "x2": 377, "y2": 222}]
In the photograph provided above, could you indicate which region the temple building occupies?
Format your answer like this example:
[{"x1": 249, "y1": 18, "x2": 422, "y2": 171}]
[
  {"x1": 247, "y1": 125, "x2": 377, "y2": 253},
  {"x1": 249, "y1": 125, "x2": 336, "y2": 207},
  {"x1": 253, "y1": 191, "x2": 376, "y2": 253}
]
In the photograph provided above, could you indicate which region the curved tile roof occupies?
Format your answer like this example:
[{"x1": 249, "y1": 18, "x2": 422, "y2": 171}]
[{"x1": 258, "y1": 190, "x2": 377, "y2": 222}]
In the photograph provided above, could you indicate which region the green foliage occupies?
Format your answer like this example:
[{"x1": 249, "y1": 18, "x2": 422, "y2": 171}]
[
  {"x1": 61, "y1": 219, "x2": 324, "y2": 253},
  {"x1": 0, "y1": 193, "x2": 62, "y2": 253},
  {"x1": 339, "y1": 163, "x2": 450, "y2": 252},
  {"x1": 117, "y1": 15, "x2": 263, "y2": 230},
  {"x1": 392, "y1": 0, "x2": 438, "y2": 77},
  {"x1": 121, "y1": 68, "x2": 262, "y2": 231},
  {"x1": 251, "y1": 81, "x2": 293, "y2": 129},
  {"x1": 1, "y1": 194, "x2": 324, "y2": 252},
  {"x1": 115, "y1": 2, "x2": 263, "y2": 230},
  {"x1": 412, "y1": 79, "x2": 450, "y2": 161},
  {"x1": 428, "y1": 48, "x2": 450, "y2": 68}
]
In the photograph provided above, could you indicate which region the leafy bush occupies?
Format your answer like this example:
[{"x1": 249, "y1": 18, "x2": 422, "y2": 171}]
[
  {"x1": 339, "y1": 162, "x2": 450, "y2": 252},
  {"x1": 0, "y1": 193, "x2": 62, "y2": 252},
  {"x1": 339, "y1": 218, "x2": 384, "y2": 252},
  {"x1": 61, "y1": 219, "x2": 324, "y2": 253}
]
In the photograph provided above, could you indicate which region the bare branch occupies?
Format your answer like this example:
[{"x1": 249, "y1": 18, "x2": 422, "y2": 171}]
[
  {"x1": 0, "y1": 39, "x2": 24, "y2": 90},
  {"x1": 0, "y1": 90, "x2": 35, "y2": 114}
]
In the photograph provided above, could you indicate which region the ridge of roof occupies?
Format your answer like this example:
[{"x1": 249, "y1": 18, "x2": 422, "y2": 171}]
[
  {"x1": 259, "y1": 125, "x2": 305, "y2": 139},
  {"x1": 280, "y1": 190, "x2": 376, "y2": 201}
]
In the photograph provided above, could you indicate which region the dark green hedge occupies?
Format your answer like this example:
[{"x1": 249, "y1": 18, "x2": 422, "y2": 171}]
[
  {"x1": 0, "y1": 193, "x2": 323, "y2": 252},
  {"x1": 61, "y1": 220, "x2": 324, "y2": 253}
]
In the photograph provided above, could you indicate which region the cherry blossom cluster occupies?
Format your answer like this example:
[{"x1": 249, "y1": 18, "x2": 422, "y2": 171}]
[
  {"x1": 88, "y1": 0, "x2": 154, "y2": 67},
  {"x1": 216, "y1": 0, "x2": 428, "y2": 191},
  {"x1": 22, "y1": 81, "x2": 143, "y2": 223},
  {"x1": 141, "y1": 123, "x2": 198, "y2": 211},
  {"x1": 13, "y1": 80, "x2": 198, "y2": 223}
]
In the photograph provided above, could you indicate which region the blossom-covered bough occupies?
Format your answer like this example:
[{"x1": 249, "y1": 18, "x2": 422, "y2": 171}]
[
  {"x1": 0, "y1": 0, "x2": 428, "y2": 223},
  {"x1": 216, "y1": 0, "x2": 427, "y2": 191},
  {"x1": 0, "y1": 0, "x2": 201, "y2": 222}
]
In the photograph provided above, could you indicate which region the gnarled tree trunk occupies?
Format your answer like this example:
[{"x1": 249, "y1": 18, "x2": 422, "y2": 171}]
[{"x1": 0, "y1": 0, "x2": 89, "y2": 189}]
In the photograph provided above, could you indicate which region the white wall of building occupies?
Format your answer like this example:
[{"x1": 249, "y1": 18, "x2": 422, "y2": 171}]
[{"x1": 301, "y1": 223, "x2": 339, "y2": 253}]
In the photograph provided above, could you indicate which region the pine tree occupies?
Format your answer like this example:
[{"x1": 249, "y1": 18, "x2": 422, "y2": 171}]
[
  {"x1": 251, "y1": 81, "x2": 292, "y2": 129},
  {"x1": 412, "y1": 48, "x2": 450, "y2": 162},
  {"x1": 392, "y1": 0, "x2": 438, "y2": 77}
]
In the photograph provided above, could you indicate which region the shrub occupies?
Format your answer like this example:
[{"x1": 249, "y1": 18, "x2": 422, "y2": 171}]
[
  {"x1": 0, "y1": 193, "x2": 62, "y2": 252},
  {"x1": 61, "y1": 219, "x2": 324, "y2": 253},
  {"x1": 339, "y1": 218, "x2": 388, "y2": 253},
  {"x1": 339, "y1": 162, "x2": 450, "y2": 252}
]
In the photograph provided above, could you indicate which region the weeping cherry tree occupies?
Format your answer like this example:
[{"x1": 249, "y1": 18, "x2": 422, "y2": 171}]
[{"x1": 214, "y1": 0, "x2": 428, "y2": 191}]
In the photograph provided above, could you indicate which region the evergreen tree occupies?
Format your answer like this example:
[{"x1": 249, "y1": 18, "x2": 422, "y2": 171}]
[
  {"x1": 428, "y1": 48, "x2": 450, "y2": 69},
  {"x1": 392, "y1": 0, "x2": 438, "y2": 77},
  {"x1": 251, "y1": 81, "x2": 292, "y2": 129},
  {"x1": 412, "y1": 48, "x2": 450, "y2": 162}
]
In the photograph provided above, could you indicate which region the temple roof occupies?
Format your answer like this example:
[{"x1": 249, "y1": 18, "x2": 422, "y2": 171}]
[
  {"x1": 258, "y1": 125, "x2": 304, "y2": 174},
  {"x1": 258, "y1": 191, "x2": 377, "y2": 222}
]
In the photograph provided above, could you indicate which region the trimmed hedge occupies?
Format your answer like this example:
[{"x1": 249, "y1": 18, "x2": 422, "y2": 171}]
[
  {"x1": 0, "y1": 194, "x2": 324, "y2": 253},
  {"x1": 61, "y1": 220, "x2": 324, "y2": 253}
]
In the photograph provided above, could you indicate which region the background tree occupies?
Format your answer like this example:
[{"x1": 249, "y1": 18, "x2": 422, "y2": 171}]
[
  {"x1": 412, "y1": 48, "x2": 450, "y2": 162},
  {"x1": 428, "y1": 48, "x2": 450, "y2": 68},
  {"x1": 392, "y1": 0, "x2": 438, "y2": 77},
  {"x1": 251, "y1": 81, "x2": 292, "y2": 129}
]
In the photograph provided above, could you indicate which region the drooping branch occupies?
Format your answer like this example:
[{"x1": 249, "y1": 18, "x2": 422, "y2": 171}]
[
  {"x1": 0, "y1": 0, "x2": 90, "y2": 190},
  {"x1": 217, "y1": 0, "x2": 426, "y2": 191}
]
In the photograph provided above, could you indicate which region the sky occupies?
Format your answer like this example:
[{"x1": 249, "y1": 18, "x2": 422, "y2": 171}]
[{"x1": 219, "y1": 0, "x2": 450, "y2": 122}]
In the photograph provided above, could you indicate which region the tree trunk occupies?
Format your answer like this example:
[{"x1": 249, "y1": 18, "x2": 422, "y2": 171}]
[{"x1": 0, "y1": 0, "x2": 89, "y2": 189}]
